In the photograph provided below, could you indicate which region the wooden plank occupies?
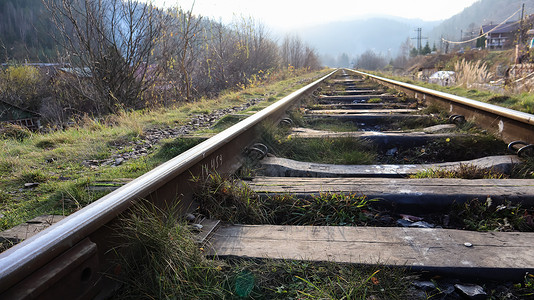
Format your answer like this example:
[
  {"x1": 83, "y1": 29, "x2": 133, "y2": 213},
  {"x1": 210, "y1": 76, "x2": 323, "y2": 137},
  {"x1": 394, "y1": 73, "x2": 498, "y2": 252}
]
[
  {"x1": 259, "y1": 155, "x2": 521, "y2": 178},
  {"x1": 319, "y1": 95, "x2": 394, "y2": 101},
  {"x1": 246, "y1": 177, "x2": 534, "y2": 207},
  {"x1": 288, "y1": 128, "x2": 463, "y2": 146},
  {"x1": 307, "y1": 109, "x2": 419, "y2": 114},
  {"x1": 209, "y1": 225, "x2": 534, "y2": 280},
  {"x1": 0, "y1": 215, "x2": 67, "y2": 244},
  {"x1": 314, "y1": 103, "x2": 411, "y2": 109},
  {"x1": 304, "y1": 114, "x2": 431, "y2": 125}
]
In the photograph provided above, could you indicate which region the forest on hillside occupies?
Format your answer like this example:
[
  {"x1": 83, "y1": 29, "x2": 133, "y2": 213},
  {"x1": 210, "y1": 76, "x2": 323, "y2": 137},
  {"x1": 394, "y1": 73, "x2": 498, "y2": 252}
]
[
  {"x1": 430, "y1": 0, "x2": 534, "y2": 42},
  {"x1": 0, "y1": 0, "x2": 321, "y2": 127},
  {"x1": 0, "y1": 0, "x2": 59, "y2": 61}
]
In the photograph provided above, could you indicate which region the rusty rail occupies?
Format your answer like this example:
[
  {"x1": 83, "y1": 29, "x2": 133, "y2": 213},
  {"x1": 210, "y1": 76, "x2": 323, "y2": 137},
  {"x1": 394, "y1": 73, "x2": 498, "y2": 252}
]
[
  {"x1": 349, "y1": 69, "x2": 534, "y2": 144},
  {"x1": 0, "y1": 70, "x2": 336, "y2": 299}
]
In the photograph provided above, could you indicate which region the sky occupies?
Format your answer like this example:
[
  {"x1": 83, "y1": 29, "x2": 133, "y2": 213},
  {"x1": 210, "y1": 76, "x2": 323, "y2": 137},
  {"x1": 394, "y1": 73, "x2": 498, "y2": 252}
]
[{"x1": 148, "y1": 0, "x2": 480, "y2": 30}]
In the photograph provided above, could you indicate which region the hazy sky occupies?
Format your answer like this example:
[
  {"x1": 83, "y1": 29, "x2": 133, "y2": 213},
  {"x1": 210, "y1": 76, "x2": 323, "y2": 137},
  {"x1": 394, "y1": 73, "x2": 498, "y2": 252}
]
[{"x1": 149, "y1": 0, "x2": 480, "y2": 30}]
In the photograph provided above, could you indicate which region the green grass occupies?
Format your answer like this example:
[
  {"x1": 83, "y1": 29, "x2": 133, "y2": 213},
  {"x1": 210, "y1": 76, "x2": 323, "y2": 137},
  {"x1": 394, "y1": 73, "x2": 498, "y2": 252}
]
[
  {"x1": 0, "y1": 69, "x2": 328, "y2": 232},
  {"x1": 450, "y1": 198, "x2": 534, "y2": 232},
  {"x1": 411, "y1": 164, "x2": 506, "y2": 179},
  {"x1": 112, "y1": 200, "x2": 414, "y2": 299},
  {"x1": 194, "y1": 172, "x2": 379, "y2": 226},
  {"x1": 258, "y1": 122, "x2": 376, "y2": 165},
  {"x1": 375, "y1": 72, "x2": 534, "y2": 114}
]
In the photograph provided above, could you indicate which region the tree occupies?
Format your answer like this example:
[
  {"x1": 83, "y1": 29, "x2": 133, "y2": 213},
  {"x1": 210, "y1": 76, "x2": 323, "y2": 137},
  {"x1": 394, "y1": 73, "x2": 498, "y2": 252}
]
[
  {"x1": 354, "y1": 50, "x2": 387, "y2": 71},
  {"x1": 410, "y1": 47, "x2": 419, "y2": 57},
  {"x1": 476, "y1": 34, "x2": 486, "y2": 49},
  {"x1": 44, "y1": 0, "x2": 164, "y2": 114},
  {"x1": 421, "y1": 42, "x2": 431, "y2": 55},
  {"x1": 159, "y1": 7, "x2": 204, "y2": 101}
]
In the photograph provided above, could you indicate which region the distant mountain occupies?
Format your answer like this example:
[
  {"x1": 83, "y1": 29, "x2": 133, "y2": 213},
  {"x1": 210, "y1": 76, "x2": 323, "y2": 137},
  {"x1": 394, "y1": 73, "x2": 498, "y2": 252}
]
[
  {"x1": 430, "y1": 0, "x2": 534, "y2": 43},
  {"x1": 294, "y1": 16, "x2": 440, "y2": 67}
]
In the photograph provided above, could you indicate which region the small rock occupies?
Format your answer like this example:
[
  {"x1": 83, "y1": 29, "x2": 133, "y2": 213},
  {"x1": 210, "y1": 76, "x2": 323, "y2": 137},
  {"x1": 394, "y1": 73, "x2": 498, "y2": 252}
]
[
  {"x1": 386, "y1": 147, "x2": 398, "y2": 156},
  {"x1": 379, "y1": 215, "x2": 394, "y2": 223},
  {"x1": 24, "y1": 182, "x2": 40, "y2": 189},
  {"x1": 396, "y1": 219, "x2": 434, "y2": 228},
  {"x1": 114, "y1": 158, "x2": 124, "y2": 166},
  {"x1": 396, "y1": 219, "x2": 413, "y2": 227},
  {"x1": 464, "y1": 242, "x2": 473, "y2": 247},
  {"x1": 410, "y1": 221, "x2": 435, "y2": 228},
  {"x1": 184, "y1": 213, "x2": 196, "y2": 222},
  {"x1": 443, "y1": 215, "x2": 450, "y2": 226},
  {"x1": 400, "y1": 214, "x2": 423, "y2": 222},
  {"x1": 190, "y1": 224, "x2": 203, "y2": 231},
  {"x1": 412, "y1": 280, "x2": 436, "y2": 291},
  {"x1": 454, "y1": 284, "x2": 487, "y2": 299}
]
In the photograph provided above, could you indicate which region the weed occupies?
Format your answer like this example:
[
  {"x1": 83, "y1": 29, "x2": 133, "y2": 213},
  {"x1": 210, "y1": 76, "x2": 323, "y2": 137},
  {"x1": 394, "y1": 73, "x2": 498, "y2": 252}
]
[
  {"x1": 49, "y1": 178, "x2": 107, "y2": 211},
  {"x1": 513, "y1": 273, "x2": 534, "y2": 298},
  {"x1": 0, "y1": 124, "x2": 31, "y2": 141},
  {"x1": 210, "y1": 114, "x2": 246, "y2": 131},
  {"x1": 270, "y1": 193, "x2": 379, "y2": 226},
  {"x1": 450, "y1": 198, "x2": 534, "y2": 232},
  {"x1": 152, "y1": 138, "x2": 206, "y2": 161},
  {"x1": 511, "y1": 156, "x2": 534, "y2": 179},
  {"x1": 193, "y1": 172, "x2": 269, "y2": 224},
  {"x1": 223, "y1": 259, "x2": 412, "y2": 299},
  {"x1": 421, "y1": 103, "x2": 445, "y2": 115},
  {"x1": 19, "y1": 170, "x2": 48, "y2": 183},
  {"x1": 0, "y1": 157, "x2": 17, "y2": 174},
  {"x1": 411, "y1": 164, "x2": 506, "y2": 179},
  {"x1": 368, "y1": 97, "x2": 382, "y2": 103},
  {"x1": 112, "y1": 201, "x2": 226, "y2": 299},
  {"x1": 382, "y1": 135, "x2": 507, "y2": 164},
  {"x1": 112, "y1": 202, "x2": 413, "y2": 299},
  {"x1": 194, "y1": 172, "x2": 380, "y2": 226},
  {"x1": 260, "y1": 122, "x2": 376, "y2": 164},
  {"x1": 0, "y1": 189, "x2": 11, "y2": 203},
  {"x1": 454, "y1": 59, "x2": 492, "y2": 87}
]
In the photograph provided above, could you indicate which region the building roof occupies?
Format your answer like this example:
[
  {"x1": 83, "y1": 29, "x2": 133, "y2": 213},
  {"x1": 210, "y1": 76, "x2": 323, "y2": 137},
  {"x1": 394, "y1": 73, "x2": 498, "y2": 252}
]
[
  {"x1": 0, "y1": 100, "x2": 40, "y2": 122},
  {"x1": 481, "y1": 21, "x2": 520, "y2": 35}
]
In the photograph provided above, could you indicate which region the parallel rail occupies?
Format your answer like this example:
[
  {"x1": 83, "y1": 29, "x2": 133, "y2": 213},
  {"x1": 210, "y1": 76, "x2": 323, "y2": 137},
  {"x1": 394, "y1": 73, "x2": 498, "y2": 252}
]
[
  {"x1": 349, "y1": 69, "x2": 534, "y2": 145},
  {"x1": 1, "y1": 68, "x2": 534, "y2": 298},
  {"x1": 0, "y1": 70, "x2": 336, "y2": 299}
]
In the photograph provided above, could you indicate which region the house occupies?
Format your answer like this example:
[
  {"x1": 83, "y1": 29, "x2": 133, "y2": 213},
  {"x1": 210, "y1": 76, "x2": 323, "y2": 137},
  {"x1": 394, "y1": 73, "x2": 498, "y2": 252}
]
[
  {"x1": 0, "y1": 100, "x2": 41, "y2": 130},
  {"x1": 481, "y1": 21, "x2": 520, "y2": 50},
  {"x1": 481, "y1": 15, "x2": 534, "y2": 50}
]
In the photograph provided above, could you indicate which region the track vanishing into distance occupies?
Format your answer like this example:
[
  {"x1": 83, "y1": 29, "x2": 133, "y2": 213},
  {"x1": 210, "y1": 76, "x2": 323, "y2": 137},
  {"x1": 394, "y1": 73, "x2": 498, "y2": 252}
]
[{"x1": 2, "y1": 69, "x2": 534, "y2": 298}]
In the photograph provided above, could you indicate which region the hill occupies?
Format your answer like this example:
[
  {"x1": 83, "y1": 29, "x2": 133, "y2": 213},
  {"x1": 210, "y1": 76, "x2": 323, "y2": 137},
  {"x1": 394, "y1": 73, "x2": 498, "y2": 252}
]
[
  {"x1": 296, "y1": 17, "x2": 439, "y2": 66},
  {"x1": 430, "y1": 0, "x2": 534, "y2": 43},
  {"x1": 0, "y1": 0, "x2": 59, "y2": 62}
]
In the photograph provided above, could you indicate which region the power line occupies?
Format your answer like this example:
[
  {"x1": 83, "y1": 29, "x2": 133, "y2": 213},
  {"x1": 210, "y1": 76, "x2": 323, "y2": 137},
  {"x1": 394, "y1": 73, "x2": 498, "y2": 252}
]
[
  {"x1": 411, "y1": 28, "x2": 428, "y2": 51},
  {"x1": 441, "y1": 7, "x2": 522, "y2": 45}
]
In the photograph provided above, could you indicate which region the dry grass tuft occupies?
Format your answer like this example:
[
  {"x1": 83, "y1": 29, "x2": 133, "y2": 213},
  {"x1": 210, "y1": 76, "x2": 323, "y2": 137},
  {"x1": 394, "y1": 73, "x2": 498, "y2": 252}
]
[{"x1": 454, "y1": 59, "x2": 493, "y2": 87}]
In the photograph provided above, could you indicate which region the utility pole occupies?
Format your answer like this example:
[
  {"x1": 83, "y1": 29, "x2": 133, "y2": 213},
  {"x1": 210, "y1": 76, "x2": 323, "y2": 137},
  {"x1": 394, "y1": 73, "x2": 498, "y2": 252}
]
[
  {"x1": 411, "y1": 28, "x2": 428, "y2": 53},
  {"x1": 516, "y1": 3, "x2": 525, "y2": 64}
]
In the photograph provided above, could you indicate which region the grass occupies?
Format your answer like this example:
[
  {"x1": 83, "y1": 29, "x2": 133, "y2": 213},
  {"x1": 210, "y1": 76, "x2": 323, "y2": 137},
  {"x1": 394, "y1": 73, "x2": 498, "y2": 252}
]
[
  {"x1": 112, "y1": 200, "x2": 414, "y2": 299},
  {"x1": 375, "y1": 72, "x2": 534, "y2": 114},
  {"x1": 379, "y1": 135, "x2": 508, "y2": 164},
  {"x1": 258, "y1": 122, "x2": 376, "y2": 165},
  {"x1": 0, "y1": 69, "x2": 328, "y2": 232},
  {"x1": 193, "y1": 172, "x2": 380, "y2": 226},
  {"x1": 411, "y1": 164, "x2": 506, "y2": 179},
  {"x1": 111, "y1": 174, "x2": 534, "y2": 299},
  {"x1": 450, "y1": 198, "x2": 534, "y2": 232}
]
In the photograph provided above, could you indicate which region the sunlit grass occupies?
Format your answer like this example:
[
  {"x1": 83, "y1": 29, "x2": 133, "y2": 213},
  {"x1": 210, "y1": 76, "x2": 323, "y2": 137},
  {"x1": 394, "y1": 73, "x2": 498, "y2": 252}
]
[{"x1": 0, "y1": 69, "x2": 327, "y2": 232}]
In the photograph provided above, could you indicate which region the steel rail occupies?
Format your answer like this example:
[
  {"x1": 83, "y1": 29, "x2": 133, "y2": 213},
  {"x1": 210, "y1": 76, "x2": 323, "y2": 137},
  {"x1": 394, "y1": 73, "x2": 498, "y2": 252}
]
[
  {"x1": 348, "y1": 69, "x2": 534, "y2": 144},
  {"x1": 0, "y1": 70, "x2": 336, "y2": 298}
]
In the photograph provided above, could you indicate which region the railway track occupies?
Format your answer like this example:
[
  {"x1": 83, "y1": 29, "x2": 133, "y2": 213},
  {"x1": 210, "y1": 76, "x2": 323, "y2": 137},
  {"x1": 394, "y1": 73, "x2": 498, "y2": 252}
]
[{"x1": 1, "y1": 69, "x2": 534, "y2": 298}]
